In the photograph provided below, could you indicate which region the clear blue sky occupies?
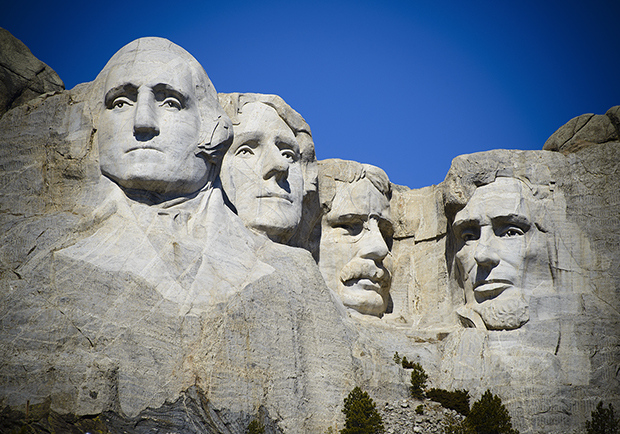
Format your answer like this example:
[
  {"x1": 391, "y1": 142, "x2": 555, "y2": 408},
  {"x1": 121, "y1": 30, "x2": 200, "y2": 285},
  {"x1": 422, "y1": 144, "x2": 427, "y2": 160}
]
[{"x1": 3, "y1": 0, "x2": 619, "y2": 189}]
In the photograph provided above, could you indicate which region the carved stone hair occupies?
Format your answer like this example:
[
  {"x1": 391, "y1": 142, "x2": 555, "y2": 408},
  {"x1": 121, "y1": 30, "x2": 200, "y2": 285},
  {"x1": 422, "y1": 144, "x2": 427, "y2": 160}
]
[
  {"x1": 218, "y1": 92, "x2": 318, "y2": 196},
  {"x1": 442, "y1": 149, "x2": 571, "y2": 281},
  {"x1": 89, "y1": 37, "x2": 233, "y2": 168},
  {"x1": 442, "y1": 150, "x2": 563, "y2": 231},
  {"x1": 318, "y1": 158, "x2": 392, "y2": 214}
]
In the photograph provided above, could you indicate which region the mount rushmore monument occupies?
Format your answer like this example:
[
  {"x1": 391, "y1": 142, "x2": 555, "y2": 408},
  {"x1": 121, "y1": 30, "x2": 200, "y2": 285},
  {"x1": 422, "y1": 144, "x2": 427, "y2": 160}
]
[{"x1": 0, "y1": 32, "x2": 618, "y2": 433}]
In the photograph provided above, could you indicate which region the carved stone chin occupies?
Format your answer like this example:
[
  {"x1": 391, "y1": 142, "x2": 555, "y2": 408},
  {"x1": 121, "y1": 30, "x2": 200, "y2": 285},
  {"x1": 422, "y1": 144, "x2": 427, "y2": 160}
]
[{"x1": 473, "y1": 292, "x2": 530, "y2": 330}]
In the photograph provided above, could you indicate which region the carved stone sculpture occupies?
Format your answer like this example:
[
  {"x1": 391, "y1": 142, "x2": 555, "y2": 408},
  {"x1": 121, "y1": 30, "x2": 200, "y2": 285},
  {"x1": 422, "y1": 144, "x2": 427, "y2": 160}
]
[
  {"x1": 94, "y1": 37, "x2": 232, "y2": 202},
  {"x1": 0, "y1": 29, "x2": 618, "y2": 434},
  {"x1": 0, "y1": 36, "x2": 366, "y2": 433},
  {"x1": 452, "y1": 177, "x2": 550, "y2": 330},
  {"x1": 316, "y1": 159, "x2": 394, "y2": 317},
  {"x1": 440, "y1": 149, "x2": 620, "y2": 433},
  {"x1": 55, "y1": 38, "x2": 272, "y2": 312},
  {"x1": 218, "y1": 93, "x2": 317, "y2": 244}
]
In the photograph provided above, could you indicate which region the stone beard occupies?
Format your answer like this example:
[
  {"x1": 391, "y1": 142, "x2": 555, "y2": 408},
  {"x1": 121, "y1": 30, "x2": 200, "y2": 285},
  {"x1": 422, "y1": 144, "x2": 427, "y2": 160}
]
[
  {"x1": 452, "y1": 177, "x2": 549, "y2": 330},
  {"x1": 317, "y1": 160, "x2": 393, "y2": 317}
]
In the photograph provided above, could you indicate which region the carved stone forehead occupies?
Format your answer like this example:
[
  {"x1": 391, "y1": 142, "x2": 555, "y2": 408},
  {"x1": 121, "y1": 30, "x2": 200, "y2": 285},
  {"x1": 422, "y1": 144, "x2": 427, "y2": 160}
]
[
  {"x1": 104, "y1": 37, "x2": 196, "y2": 70},
  {"x1": 96, "y1": 37, "x2": 216, "y2": 102},
  {"x1": 456, "y1": 177, "x2": 535, "y2": 223},
  {"x1": 328, "y1": 178, "x2": 390, "y2": 222},
  {"x1": 234, "y1": 102, "x2": 298, "y2": 143}
]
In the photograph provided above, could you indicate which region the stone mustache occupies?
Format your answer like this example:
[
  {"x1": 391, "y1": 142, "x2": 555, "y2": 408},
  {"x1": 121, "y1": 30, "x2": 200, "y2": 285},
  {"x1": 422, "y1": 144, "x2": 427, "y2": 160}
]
[{"x1": 0, "y1": 35, "x2": 618, "y2": 434}]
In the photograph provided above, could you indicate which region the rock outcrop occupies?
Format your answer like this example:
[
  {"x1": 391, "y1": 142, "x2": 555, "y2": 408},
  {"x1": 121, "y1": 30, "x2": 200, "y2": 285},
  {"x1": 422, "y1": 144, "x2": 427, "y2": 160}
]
[
  {"x1": 543, "y1": 105, "x2": 620, "y2": 154},
  {"x1": 0, "y1": 29, "x2": 64, "y2": 118}
]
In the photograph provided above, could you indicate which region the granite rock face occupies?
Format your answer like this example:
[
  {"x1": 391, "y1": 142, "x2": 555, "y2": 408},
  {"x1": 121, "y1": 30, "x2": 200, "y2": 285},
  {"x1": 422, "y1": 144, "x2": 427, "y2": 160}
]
[
  {"x1": 438, "y1": 148, "x2": 620, "y2": 433},
  {"x1": 0, "y1": 28, "x2": 64, "y2": 118},
  {"x1": 543, "y1": 105, "x2": 620, "y2": 154},
  {"x1": 0, "y1": 37, "x2": 372, "y2": 434},
  {"x1": 0, "y1": 33, "x2": 618, "y2": 434}
]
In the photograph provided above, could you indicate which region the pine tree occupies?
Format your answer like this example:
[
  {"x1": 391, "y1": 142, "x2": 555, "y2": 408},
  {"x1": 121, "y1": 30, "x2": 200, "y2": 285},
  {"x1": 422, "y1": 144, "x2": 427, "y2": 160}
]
[
  {"x1": 586, "y1": 401, "x2": 619, "y2": 434},
  {"x1": 341, "y1": 387, "x2": 385, "y2": 434},
  {"x1": 465, "y1": 390, "x2": 518, "y2": 434},
  {"x1": 393, "y1": 352, "x2": 401, "y2": 365},
  {"x1": 247, "y1": 418, "x2": 265, "y2": 434},
  {"x1": 410, "y1": 363, "x2": 428, "y2": 399}
]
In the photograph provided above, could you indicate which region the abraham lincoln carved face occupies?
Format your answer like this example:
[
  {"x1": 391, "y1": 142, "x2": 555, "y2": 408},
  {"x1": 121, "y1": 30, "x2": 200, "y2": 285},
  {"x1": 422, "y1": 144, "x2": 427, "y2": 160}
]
[{"x1": 453, "y1": 177, "x2": 549, "y2": 330}]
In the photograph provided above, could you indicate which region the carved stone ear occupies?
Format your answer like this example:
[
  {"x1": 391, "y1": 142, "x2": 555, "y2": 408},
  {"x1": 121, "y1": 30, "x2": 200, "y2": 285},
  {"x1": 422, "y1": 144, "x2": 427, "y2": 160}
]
[
  {"x1": 197, "y1": 116, "x2": 233, "y2": 165},
  {"x1": 210, "y1": 116, "x2": 232, "y2": 151}
]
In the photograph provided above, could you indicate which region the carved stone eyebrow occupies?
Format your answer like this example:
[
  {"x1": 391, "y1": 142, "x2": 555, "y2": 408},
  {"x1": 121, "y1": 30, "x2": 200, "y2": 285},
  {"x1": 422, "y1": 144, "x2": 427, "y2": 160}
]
[
  {"x1": 452, "y1": 217, "x2": 480, "y2": 231},
  {"x1": 104, "y1": 84, "x2": 138, "y2": 108},
  {"x1": 490, "y1": 214, "x2": 532, "y2": 231},
  {"x1": 234, "y1": 128, "x2": 266, "y2": 145},
  {"x1": 276, "y1": 137, "x2": 300, "y2": 152},
  {"x1": 328, "y1": 213, "x2": 365, "y2": 224},
  {"x1": 327, "y1": 212, "x2": 393, "y2": 232},
  {"x1": 152, "y1": 83, "x2": 188, "y2": 107}
]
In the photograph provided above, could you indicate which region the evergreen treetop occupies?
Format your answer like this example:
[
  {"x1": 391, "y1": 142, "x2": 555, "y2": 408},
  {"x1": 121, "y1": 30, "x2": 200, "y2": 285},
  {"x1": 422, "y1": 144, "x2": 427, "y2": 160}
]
[
  {"x1": 341, "y1": 386, "x2": 385, "y2": 434},
  {"x1": 465, "y1": 390, "x2": 518, "y2": 434}
]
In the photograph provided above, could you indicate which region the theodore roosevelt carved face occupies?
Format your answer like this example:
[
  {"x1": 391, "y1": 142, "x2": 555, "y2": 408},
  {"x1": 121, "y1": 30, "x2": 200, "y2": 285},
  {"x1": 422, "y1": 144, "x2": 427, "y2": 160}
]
[
  {"x1": 95, "y1": 38, "x2": 231, "y2": 200},
  {"x1": 317, "y1": 160, "x2": 393, "y2": 317},
  {"x1": 219, "y1": 101, "x2": 304, "y2": 243},
  {"x1": 452, "y1": 177, "x2": 548, "y2": 330}
]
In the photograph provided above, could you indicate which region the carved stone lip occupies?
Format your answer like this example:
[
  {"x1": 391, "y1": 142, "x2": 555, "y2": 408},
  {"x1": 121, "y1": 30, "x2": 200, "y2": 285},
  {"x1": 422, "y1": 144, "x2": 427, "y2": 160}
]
[
  {"x1": 345, "y1": 277, "x2": 382, "y2": 291},
  {"x1": 473, "y1": 279, "x2": 512, "y2": 295},
  {"x1": 257, "y1": 193, "x2": 293, "y2": 203},
  {"x1": 126, "y1": 145, "x2": 163, "y2": 153}
]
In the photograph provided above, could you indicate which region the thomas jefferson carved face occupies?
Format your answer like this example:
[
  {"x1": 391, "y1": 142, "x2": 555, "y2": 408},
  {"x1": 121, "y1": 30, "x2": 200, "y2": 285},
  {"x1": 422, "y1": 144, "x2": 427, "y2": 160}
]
[
  {"x1": 453, "y1": 177, "x2": 548, "y2": 329},
  {"x1": 220, "y1": 102, "x2": 304, "y2": 243},
  {"x1": 318, "y1": 177, "x2": 392, "y2": 317},
  {"x1": 98, "y1": 49, "x2": 208, "y2": 197}
]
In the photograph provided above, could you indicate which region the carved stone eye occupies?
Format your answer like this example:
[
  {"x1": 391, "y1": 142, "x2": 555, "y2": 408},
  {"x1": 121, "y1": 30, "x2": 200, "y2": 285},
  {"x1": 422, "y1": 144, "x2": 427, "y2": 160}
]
[
  {"x1": 499, "y1": 226, "x2": 524, "y2": 238},
  {"x1": 112, "y1": 97, "x2": 132, "y2": 109},
  {"x1": 459, "y1": 228, "x2": 478, "y2": 242},
  {"x1": 281, "y1": 149, "x2": 296, "y2": 162},
  {"x1": 161, "y1": 97, "x2": 182, "y2": 110},
  {"x1": 235, "y1": 144, "x2": 255, "y2": 157},
  {"x1": 335, "y1": 221, "x2": 364, "y2": 236}
]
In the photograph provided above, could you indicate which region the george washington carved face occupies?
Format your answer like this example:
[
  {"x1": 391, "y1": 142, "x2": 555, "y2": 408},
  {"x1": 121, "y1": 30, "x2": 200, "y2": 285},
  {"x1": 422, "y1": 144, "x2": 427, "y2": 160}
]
[{"x1": 95, "y1": 38, "x2": 231, "y2": 200}]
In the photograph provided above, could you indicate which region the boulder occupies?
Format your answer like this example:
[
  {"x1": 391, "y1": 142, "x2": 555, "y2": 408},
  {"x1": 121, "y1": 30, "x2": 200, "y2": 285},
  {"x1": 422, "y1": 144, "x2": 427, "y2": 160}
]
[{"x1": 0, "y1": 28, "x2": 64, "y2": 118}]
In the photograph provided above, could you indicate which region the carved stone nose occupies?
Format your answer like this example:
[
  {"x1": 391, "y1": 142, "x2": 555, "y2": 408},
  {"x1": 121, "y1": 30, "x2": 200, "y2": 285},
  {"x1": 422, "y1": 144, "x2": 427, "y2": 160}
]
[
  {"x1": 262, "y1": 145, "x2": 289, "y2": 180},
  {"x1": 473, "y1": 231, "x2": 500, "y2": 268},
  {"x1": 133, "y1": 90, "x2": 159, "y2": 139},
  {"x1": 359, "y1": 219, "x2": 389, "y2": 262}
]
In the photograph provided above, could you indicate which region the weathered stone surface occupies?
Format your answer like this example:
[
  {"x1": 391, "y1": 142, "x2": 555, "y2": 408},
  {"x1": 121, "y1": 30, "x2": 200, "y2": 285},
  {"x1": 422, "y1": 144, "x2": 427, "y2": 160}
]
[
  {"x1": 543, "y1": 105, "x2": 620, "y2": 154},
  {"x1": 0, "y1": 28, "x2": 64, "y2": 118},
  {"x1": 1, "y1": 35, "x2": 618, "y2": 434},
  {"x1": 316, "y1": 159, "x2": 393, "y2": 318},
  {"x1": 387, "y1": 184, "x2": 454, "y2": 331},
  {"x1": 438, "y1": 148, "x2": 620, "y2": 433}
]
